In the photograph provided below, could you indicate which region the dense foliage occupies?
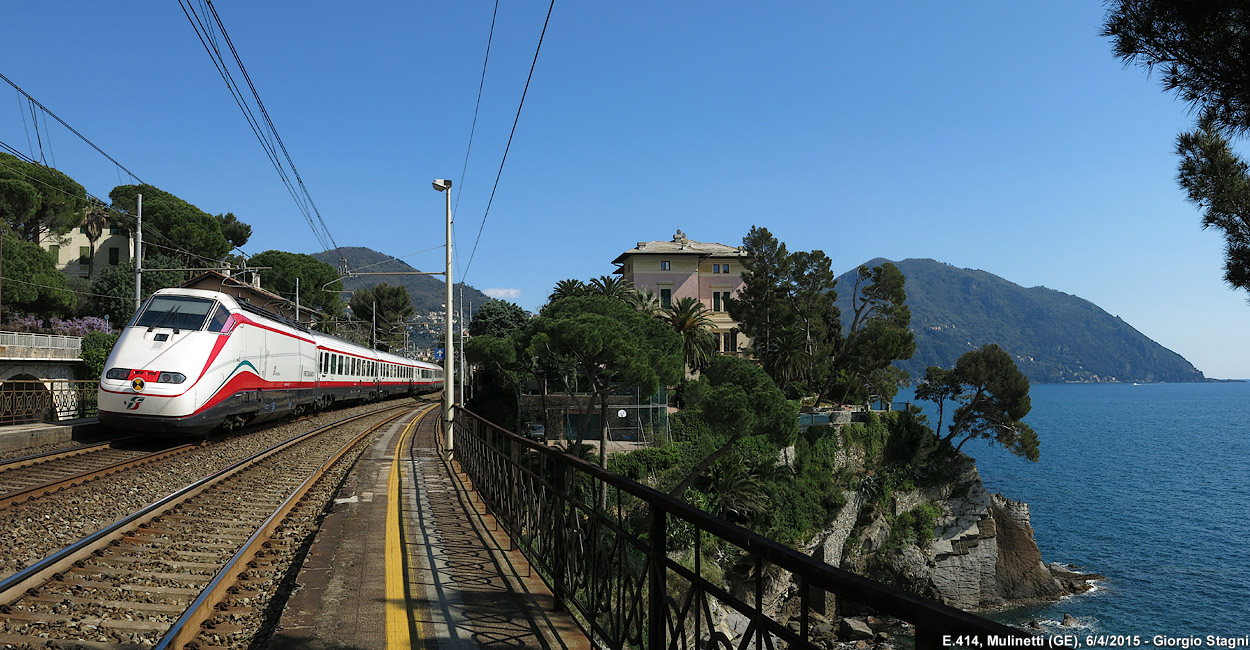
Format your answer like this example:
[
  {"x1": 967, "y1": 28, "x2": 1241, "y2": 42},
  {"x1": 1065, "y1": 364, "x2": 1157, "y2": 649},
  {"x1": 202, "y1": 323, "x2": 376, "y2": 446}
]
[
  {"x1": 0, "y1": 153, "x2": 86, "y2": 243},
  {"x1": 247, "y1": 250, "x2": 344, "y2": 318},
  {"x1": 527, "y1": 294, "x2": 684, "y2": 458},
  {"x1": 349, "y1": 283, "x2": 414, "y2": 351},
  {"x1": 80, "y1": 331, "x2": 119, "y2": 380},
  {"x1": 83, "y1": 253, "x2": 186, "y2": 325},
  {"x1": 917, "y1": 344, "x2": 1039, "y2": 462},
  {"x1": 838, "y1": 258, "x2": 1205, "y2": 383},
  {"x1": 728, "y1": 227, "x2": 842, "y2": 396},
  {"x1": 109, "y1": 185, "x2": 240, "y2": 265},
  {"x1": 1, "y1": 233, "x2": 75, "y2": 315},
  {"x1": 467, "y1": 299, "x2": 528, "y2": 338},
  {"x1": 1104, "y1": 1, "x2": 1250, "y2": 296}
]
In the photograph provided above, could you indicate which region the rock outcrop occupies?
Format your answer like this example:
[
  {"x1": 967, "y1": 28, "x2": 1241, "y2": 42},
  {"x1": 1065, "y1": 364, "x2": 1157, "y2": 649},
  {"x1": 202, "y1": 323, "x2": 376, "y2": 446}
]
[{"x1": 807, "y1": 458, "x2": 1095, "y2": 610}]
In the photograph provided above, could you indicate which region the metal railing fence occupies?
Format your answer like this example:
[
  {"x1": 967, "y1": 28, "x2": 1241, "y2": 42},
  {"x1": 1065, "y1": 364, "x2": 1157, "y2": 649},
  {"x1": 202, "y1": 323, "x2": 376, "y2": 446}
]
[
  {"x1": 0, "y1": 380, "x2": 99, "y2": 425},
  {"x1": 0, "y1": 331, "x2": 83, "y2": 359},
  {"x1": 452, "y1": 408, "x2": 1045, "y2": 650}
]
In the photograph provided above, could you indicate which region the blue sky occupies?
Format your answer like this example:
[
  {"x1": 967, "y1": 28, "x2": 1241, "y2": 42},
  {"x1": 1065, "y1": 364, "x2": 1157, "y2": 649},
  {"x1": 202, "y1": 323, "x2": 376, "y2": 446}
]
[{"x1": 2, "y1": 2, "x2": 1247, "y2": 378}]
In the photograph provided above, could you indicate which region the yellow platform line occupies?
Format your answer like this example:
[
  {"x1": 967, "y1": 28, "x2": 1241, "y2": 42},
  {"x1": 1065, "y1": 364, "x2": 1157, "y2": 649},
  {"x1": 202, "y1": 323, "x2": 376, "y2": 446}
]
[{"x1": 386, "y1": 404, "x2": 436, "y2": 650}]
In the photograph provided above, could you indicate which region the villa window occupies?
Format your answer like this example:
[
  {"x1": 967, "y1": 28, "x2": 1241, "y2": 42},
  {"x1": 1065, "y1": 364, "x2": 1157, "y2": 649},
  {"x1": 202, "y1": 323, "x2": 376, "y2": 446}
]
[
  {"x1": 660, "y1": 261, "x2": 671, "y2": 270},
  {"x1": 723, "y1": 264, "x2": 730, "y2": 273},
  {"x1": 48, "y1": 245, "x2": 59, "y2": 262},
  {"x1": 660, "y1": 288, "x2": 672, "y2": 308},
  {"x1": 78, "y1": 246, "x2": 91, "y2": 264},
  {"x1": 713, "y1": 292, "x2": 721, "y2": 312},
  {"x1": 108, "y1": 247, "x2": 120, "y2": 265},
  {"x1": 712, "y1": 264, "x2": 721, "y2": 273},
  {"x1": 714, "y1": 333, "x2": 723, "y2": 352}
]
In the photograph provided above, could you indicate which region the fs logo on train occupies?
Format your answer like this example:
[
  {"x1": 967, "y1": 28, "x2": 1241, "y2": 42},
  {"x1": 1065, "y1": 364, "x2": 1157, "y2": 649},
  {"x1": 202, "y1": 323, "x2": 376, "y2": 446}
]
[{"x1": 124, "y1": 396, "x2": 145, "y2": 410}]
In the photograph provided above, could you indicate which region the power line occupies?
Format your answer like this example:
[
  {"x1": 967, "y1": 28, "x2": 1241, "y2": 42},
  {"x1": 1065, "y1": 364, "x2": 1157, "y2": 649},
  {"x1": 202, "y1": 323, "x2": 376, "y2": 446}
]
[
  {"x1": 0, "y1": 81, "x2": 310, "y2": 293},
  {"x1": 462, "y1": 0, "x2": 556, "y2": 283},
  {"x1": 0, "y1": 72, "x2": 146, "y2": 184},
  {"x1": 0, "y1": 146, "x2": 219, "y2": 268},
  {"x1": 453, "y1": 0, "x2": 501, "y2": 280},
  {"x1": 177, "y1": 1, "x2": 345, "y2": 269},
  {"x1": 454, "y1": 0, "x2": 501, "y2": 222}
]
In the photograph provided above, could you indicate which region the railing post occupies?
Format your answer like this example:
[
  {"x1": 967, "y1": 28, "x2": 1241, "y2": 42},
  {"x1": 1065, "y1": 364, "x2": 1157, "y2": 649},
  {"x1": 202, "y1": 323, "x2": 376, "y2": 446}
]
[
  {"x1": 649, "y1": 504, "x2": 666, "y2": 650},
  {"x1": 551, "y1": 460, "x2": 570, "y2": 612}
]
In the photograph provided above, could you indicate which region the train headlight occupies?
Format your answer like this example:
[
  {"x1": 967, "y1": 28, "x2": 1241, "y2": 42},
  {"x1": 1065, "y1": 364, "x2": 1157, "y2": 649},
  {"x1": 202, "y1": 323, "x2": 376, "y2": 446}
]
[
  {"x1": 156, "y1": 372, "x2": 187, "y2": 384},
  {"x1": 105, "y1": 368, "x2": 130, "y2": 380}
]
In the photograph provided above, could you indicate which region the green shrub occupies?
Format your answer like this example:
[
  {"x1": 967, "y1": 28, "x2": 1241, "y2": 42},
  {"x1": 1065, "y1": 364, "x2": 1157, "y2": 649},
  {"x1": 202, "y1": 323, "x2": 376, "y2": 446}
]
[
  {"x1": 912, "y1": 501, "x2": 940, "y2": 546},
  {"x1": 669, "y1": 410, "x2": 712, "y2": 441},
  {"x1": 80, "y1": 331, "x2": 118, "y2": 380}
]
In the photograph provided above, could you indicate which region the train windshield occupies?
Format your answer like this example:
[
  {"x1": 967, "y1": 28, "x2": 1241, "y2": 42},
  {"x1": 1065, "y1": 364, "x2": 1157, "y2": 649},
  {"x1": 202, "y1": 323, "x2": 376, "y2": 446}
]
[{"x1": 132, "y1": 296, "x2": 217, "y2": 331}]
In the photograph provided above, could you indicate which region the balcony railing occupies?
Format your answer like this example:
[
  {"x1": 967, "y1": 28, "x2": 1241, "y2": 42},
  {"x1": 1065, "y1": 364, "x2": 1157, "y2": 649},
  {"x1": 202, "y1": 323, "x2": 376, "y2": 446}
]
[
  {"x1": 0, "y1": 380, "x2": 99, "y2": 426},
  {"x1": 450, "y1": 408, "x2": 1047, "y2": 650},
  {"x1": 0, "y1": 331, "x2": 83, "y2": 360}
]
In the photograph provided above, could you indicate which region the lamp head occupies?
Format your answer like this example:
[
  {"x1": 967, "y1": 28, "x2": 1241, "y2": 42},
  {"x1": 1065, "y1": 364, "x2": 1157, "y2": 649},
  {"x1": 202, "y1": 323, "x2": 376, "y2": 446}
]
[{"x1": 432, "y1": 179, "x2": 452, "y2": 192}]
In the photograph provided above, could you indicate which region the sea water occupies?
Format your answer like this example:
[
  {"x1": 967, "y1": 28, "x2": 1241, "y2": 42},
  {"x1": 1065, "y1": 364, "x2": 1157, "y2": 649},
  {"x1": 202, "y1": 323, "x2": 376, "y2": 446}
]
[{"x1": 907, "y1": 382, "x2": 1250, "y2": 637}]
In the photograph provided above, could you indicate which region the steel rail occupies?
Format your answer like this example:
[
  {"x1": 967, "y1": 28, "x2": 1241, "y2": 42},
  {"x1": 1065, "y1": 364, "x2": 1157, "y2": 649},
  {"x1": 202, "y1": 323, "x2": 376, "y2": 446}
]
[
  {"x1": 0, "y1": 443, "x2": 197, "y2": 509},
  {"x1": 0, "y1": 440, "x2": 117, "y2": 470},
  {"x1": 0, "y1": 403, "x2": 409, "y2": 606},
  {"x1": 155, "y1": 404, "x2": 416, "y2": 649}
]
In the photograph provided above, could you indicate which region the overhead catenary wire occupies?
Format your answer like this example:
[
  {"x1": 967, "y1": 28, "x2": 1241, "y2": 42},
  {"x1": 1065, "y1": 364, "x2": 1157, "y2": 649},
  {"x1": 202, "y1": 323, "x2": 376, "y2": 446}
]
[
  {"x1": 452, "y1": 0, "x2": 500, "y2": 281},
  {"x1": 177, "y1": 0, "x2": 346, "y2": 270},
  {"x1": 0, "y1": 144, "x2": 230, "y2": 270},
  {"x1": 453, "y1": 0, "x2": 501, "y2": 223},
  {"x1": 0, "y1": 79, "x2": 315, "y2": 296},
  {"x1": 0, "y1": 72, "x2": 145, "y2": 184},
  {"x1": 461, "y1": 0, "x2": 556, "y2": 284},
  {"x1": 177, "y1": 1, "x2": 317, "y2": 248}
]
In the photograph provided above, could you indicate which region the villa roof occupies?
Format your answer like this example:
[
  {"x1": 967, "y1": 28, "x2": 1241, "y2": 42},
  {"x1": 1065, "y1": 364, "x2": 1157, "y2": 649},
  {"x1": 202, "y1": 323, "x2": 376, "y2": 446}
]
[{"x1": 611, "y1": 230, "x2": 747, "y2": 265}]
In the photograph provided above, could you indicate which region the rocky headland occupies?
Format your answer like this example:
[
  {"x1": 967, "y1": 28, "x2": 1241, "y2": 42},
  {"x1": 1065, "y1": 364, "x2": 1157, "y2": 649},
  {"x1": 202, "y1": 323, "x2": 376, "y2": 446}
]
[
  {"x1": 707, "y1": 427, "x2": 1101, "y2": 646},
  {"x1": 827, "y1": 458, "x2": 1101, "y2": 610}
]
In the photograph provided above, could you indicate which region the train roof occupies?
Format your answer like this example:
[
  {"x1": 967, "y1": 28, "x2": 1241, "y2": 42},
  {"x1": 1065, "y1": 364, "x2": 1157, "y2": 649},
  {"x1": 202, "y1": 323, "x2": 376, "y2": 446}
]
[{"x1": 148, "y1": 288, "x2": 438, "y2": 369}]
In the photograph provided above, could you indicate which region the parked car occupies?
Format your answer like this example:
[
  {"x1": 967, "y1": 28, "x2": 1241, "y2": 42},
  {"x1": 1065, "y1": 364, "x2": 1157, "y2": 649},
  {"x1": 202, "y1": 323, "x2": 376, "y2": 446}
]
[{"x1": 524, "y1": 423, "x2": 547, "y2": 443}]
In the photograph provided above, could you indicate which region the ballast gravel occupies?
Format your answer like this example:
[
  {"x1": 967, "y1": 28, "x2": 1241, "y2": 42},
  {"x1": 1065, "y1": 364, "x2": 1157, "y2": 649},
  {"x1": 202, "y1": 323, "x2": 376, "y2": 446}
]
[{"x1": 0, "y1": 402, "x2": 406, "y2": 581}]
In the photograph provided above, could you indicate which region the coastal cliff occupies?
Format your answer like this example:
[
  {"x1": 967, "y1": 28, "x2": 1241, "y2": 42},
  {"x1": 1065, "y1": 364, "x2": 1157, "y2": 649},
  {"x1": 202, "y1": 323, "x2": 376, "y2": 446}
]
[{"x1": 828, "y1": 458, "x2": 1092, "y2": 610}]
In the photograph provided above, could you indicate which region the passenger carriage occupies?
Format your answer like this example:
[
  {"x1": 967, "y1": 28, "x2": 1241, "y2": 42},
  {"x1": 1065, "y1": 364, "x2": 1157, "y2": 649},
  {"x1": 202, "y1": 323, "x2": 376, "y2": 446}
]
[{"x1": 98, "y1": 288, "x2": 442, "y2": 435}]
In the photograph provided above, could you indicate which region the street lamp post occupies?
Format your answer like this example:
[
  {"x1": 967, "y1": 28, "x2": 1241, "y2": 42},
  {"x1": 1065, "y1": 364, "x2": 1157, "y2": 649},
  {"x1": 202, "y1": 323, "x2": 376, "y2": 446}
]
[{"x1": 432, "y1": 179, "x2": 454, "y2": 454}]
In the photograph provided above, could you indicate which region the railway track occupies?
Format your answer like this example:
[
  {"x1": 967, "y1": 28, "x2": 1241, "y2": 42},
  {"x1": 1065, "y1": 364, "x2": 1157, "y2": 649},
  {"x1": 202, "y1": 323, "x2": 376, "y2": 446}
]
[
  {"x1": 0, "y1": 402, "x2": 427, "y2": 649},
  {"x1": 0, "y1": 440, "x2": 197, "y2": 510}
]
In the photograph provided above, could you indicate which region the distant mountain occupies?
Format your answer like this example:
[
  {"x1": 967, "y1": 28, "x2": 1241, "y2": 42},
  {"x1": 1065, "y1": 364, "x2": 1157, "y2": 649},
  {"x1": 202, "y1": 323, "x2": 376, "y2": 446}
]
[
  {"x1": 312, "y1": 247, "x2": 492, "y2": 319},
  {"x1": 835, "y1": 258, "x2": 1205, "y2": 384}
]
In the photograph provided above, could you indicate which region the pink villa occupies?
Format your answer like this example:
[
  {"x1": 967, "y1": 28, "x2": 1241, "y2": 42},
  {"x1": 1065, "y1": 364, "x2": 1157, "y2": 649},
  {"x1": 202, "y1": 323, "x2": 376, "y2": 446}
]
[{"x1": 612, "y1": 230, "x2": 751, "y2": 357}]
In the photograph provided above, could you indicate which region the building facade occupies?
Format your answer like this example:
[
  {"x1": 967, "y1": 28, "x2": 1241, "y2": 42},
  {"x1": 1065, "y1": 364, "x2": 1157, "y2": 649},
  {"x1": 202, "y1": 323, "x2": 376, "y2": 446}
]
[
  {"x1": 40, "y1": 221, "x2": 133, "y2": 280},
  {"x1": 612, "y1": 230, "x2": 751, "y2": 356}
]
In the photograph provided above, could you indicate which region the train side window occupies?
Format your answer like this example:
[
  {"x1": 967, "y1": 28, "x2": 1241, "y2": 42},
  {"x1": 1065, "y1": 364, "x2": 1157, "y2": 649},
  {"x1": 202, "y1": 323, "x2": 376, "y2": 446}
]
[{"x1": 206, "y1": 306, "x2": 232, "y2": 333}]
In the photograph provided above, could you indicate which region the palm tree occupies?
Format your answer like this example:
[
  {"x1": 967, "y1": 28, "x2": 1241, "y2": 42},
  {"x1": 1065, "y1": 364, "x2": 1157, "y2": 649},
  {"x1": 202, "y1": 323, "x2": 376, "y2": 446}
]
[
  {"x1": 763, "y1": 327, "x2": 809, "y2": 391},
  {"x1": 627, "y1": 287, "x2": 665, "y2": 319},
  {"x1": 588, "y1": 274, "x2": 633, "y2": 301},
  {"x1": 666, "y1": 296, "x2": 716, "y2": 373},
  {"x1": 81, "y1": 200, "x2": 109, "y2": 280},
  {"x1": 549, "y1": 278, "x2": 588, "y2": 302},
  {"x1": 704, "y1": 453, "x2": 767, "y2": 522}
]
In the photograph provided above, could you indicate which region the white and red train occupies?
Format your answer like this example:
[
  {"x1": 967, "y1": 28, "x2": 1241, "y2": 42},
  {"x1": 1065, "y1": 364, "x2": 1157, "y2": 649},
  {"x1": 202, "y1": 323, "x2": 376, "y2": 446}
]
[{"x1": 98, "y1": 288, "x2": 443, "y2": 435}]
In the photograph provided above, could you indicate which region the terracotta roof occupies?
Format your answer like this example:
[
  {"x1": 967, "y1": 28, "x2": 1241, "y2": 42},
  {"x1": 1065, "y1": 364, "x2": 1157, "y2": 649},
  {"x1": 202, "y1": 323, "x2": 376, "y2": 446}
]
[{"x1": 611, "y1": 230, "x2": 747, "y2": 265}]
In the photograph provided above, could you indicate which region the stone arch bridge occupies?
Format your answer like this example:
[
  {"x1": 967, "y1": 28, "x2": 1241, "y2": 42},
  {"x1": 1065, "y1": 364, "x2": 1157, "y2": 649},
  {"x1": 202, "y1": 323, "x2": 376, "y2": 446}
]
[{"x1": 0, "y1": 332, "x2": 93, "y2": 425}]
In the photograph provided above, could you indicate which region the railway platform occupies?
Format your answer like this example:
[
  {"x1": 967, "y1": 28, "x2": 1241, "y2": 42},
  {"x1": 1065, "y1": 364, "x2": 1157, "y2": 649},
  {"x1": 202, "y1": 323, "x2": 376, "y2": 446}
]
[
  {"x1": 0, "y1": 417, "x2": 105, "y2": 453},
  {"x1": 270, "y1": 405, "x2": 591, "y2": 650}
]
